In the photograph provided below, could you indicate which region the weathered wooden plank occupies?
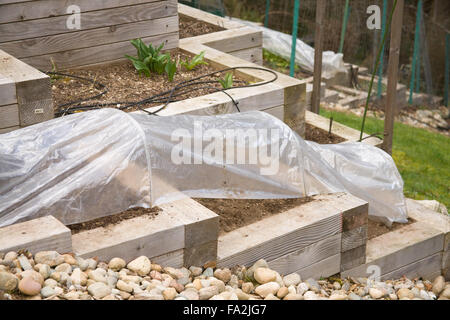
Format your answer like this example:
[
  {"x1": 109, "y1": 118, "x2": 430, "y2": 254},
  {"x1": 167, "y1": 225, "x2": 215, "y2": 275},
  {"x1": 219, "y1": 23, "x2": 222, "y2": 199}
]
[
  {"x1": 178, "y1": 3, "x2": 243, "y2": 30},
  {"x1": 406, "y1": 198, "x2": 450, "y2": 251},
  {"x1": 443, "y1": 251, "x2": 450, "y2": 280},
  {"x1": 0, "y1": 49, "x2": 49, "y2": 83},
  {"x1": 327, "y1": 192, "x2": 368, "y2": 233},
  {"x1": 0, "y1": 0, "x2": 178, "y2": 42},
  {"x1": 0, "y1": 216, "x2": 72, "y2": 255},
  {"x1": 0, "y1": 103, "x2": 19, "y2": 128},
  {"x1": 151, "y1": 249, "x2": 184, "y2": 268},
  {"x1": 0, "y1": 126, "x2": 19, "y2": 134},
  {"x1": 380, "y1": 252, "x2": 442, "y2": 281},
  {"x1": 284, "y1": 81, "x2": 307, "y2": 137},
  {"x1": 229, "y1": 47, "x2": 263, "y2": 66},
  {"x1": 0, "y1": 0, "x2": 162, "y2": 24},
  {"x1": 340, "y1": 244, "x2": 366, "y2": 271},
  {"x1": 21, "y1": 32, "x2": 178, "y2": 70},
  {"x1": 183, "y1": 27, "x2": 262, "y2": 53},
  {"x1": 160, "y1": 198, "x2": 219, "y2": 248},
  {"x1": 305, "y1": 110, "x2": 382, "y2": 146},
  {"x1": 16, "y1": 77, "x2": 53, "y2": 126},
  {"x1": 184, "y1": 240, "x2": 218, "y2": 268},
  {"x1": 341, "y1": 222, "x2": 444, "y2": 278},
  {"x1": 217, "y1": 194, "x2": 345, "y2": 268},
  {"x1": 159, "y1": 199, "x2": 219, "y2": 267},
  {"x1": 141, "y1": 83, "x2": 284, "y2": 117},
  {"x1": 268, "y1": 233, "x2": 341, "y2": 276},
  {"x1": 0, "y1": 0, "x2": 29, "y2": 5},
  {"x1": 0, "y1": 74, "x2": 16, "y2": 105},
  {"x1": 0, "y1": 49, "x2": 53, "y2": 126},
  {"x1": 341, "y1": 206, "x2": 368, "y2": 233},
  {"x1": 180, "y1": 40, "x2": 306, "y2": 136},
  {"x1": 262, "y1": 105, "x2": 284, "y2": 121},
  {"x1": 296, "y1": 253, "x2": 341, "y2": 280},
  {"x1": 72, "y1": 209, "x2": 185, "y2": 262},
  {"x1": 0, "y1": 16, "x2": 179, "y2": 59},
  {"x1": 342, "y1": 225, "x2": 368, "y2": 252},
  {"x1": 180, "y1": 41, "x2": 303, "y2": 88}
]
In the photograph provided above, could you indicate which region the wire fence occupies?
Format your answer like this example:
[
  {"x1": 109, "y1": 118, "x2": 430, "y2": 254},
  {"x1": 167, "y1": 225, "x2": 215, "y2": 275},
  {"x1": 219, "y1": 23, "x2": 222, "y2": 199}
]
[{"x1": 222, "y1": 0, "x2": 449, "y2": 104}]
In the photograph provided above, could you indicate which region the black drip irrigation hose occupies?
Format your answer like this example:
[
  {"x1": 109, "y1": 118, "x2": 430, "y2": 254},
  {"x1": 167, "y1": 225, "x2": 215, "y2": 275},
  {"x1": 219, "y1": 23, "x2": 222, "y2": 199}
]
[{"x1": 45, "y1": 67, "x2": 279, "y2": 117}]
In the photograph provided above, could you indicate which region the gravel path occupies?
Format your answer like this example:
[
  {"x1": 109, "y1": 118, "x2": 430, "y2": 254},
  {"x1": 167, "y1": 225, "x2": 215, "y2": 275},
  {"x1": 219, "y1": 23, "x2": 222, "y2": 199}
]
[{"x1": 0, "y1": 250, "x2": 448, "y2": 300}]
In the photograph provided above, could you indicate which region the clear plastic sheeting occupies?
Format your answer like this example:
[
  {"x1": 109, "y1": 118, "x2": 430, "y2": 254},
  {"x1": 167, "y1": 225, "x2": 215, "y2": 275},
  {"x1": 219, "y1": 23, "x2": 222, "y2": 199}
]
[
  {"x1": 228, "y1": 17, "x2": 346, "y2": 78},
  {"x1": 304, "y1": 141, "x2": 408, "y2": 225},
  {"x1": 0, "y1": 108, "x2": 407, "y2": 227},
  {"x1": 0, "y1": 109, "x2": 151, "y2": 227}
]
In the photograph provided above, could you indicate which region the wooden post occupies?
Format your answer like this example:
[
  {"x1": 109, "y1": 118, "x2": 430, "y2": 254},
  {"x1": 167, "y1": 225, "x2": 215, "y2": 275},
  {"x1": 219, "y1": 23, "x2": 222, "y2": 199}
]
[
  {"x1": 383, "y1": 0, "x2": 404, "y2": 154},
  {"x1": 311, "y1": 0, "x2": 326, "y2": 114}
]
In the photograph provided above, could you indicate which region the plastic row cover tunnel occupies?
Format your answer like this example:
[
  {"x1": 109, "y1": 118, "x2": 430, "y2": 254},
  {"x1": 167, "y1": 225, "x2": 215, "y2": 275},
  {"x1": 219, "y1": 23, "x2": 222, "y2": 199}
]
[{"x1": 0, "y1": 108, "x2": 407, "y2": 228}]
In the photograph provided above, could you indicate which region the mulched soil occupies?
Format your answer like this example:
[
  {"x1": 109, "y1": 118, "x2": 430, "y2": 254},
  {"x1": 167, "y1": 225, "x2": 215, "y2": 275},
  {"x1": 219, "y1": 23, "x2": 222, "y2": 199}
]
[
  {"x1": 305, "y1": 123, "x2": 346, "y2": 144},
  {"x1": 367, "y1": 218, "x2": 416, "y2": 240},
  {"x1": 51, "y1": 49, "x2": 247, "y2": 114},
  {"x1": 195, "y1": 197, "x2": 313, "y2": 234},
  {"x1": 52, "y1": 15, "x2": 229, "y2": 114},
  {"x1": 179, "y1": 14, "x2": 225, "y2": 39},
  {"x1": 68, "y1": 207, "x2": 161, "y2": 234}
]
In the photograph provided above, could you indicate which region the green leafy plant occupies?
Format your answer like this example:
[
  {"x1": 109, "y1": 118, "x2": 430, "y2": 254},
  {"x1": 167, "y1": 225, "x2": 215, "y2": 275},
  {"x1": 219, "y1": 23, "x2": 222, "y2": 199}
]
[
  {"x1": 125, "y1": 39, "x2": 177, "y2": 81},
  {"x1": 180, "y1": 51, "x2": 208, "y2": 71},
  {"x1": 218, "y1": 72, "x2": 234, "y2": 89},
  {"x1": 165, "y1": 58, "x2": 177, "y2": 82}
]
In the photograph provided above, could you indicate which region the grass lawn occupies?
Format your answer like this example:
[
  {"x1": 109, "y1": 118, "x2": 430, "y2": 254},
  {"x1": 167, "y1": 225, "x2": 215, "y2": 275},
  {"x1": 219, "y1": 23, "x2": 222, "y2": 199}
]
[{"x1": 319, "y1": 108, "x2": 450, "y2": 209}]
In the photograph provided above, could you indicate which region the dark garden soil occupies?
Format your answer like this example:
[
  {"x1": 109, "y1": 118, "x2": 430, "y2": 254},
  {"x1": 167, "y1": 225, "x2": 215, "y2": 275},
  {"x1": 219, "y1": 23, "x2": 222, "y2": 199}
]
[
  {"x1": 179, "y1": 14, "x2": 225, "y2": 39},
  {"x1": 367, "y1": 218, "x2": 415, "y2": 240},
  {"x1": 305, "y1": 123, "x2": 346, "y2": 144},
  {"x1": 52, "y1": 15, "x2": 229, "y2": 114},
  {"x1": 51, "y1": 49, "x2": 249, "y2": 114},
  {"x1": 195, "y1": 197, "x2": 313, "y2": 234},
  {"x1": 68, "y1": 207, "x2": 161, "y2": 235},
  {"x1": 68, "y1": 196, "x2": 413, "y2": 236}
]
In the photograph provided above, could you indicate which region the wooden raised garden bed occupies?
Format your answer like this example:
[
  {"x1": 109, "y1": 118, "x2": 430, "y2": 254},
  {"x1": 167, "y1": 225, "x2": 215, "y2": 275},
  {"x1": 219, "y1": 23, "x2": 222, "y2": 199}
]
[
  {"x1": 0, "y1": 2, "x2": 448, "y2": 283},
  {"x1": 0, "y1": 1, "x2": 307, "y2": 137}
]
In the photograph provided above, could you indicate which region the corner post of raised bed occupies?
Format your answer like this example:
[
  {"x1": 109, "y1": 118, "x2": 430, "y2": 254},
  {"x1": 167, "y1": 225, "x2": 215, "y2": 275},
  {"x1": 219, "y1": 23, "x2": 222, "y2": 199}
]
[
  {"x1": 337, "y1": 199, "x2": 369, "y2": 274},
  {"x1": 162, "y1": 199, "x2": 220, "y2": 268},
  {"x1": 284, "y1": 81, "x2": 307, "y2": 138},
  {"x1": 183, "y1": 215, "x2": 219, "y2": 268},
  {"x1": 0, "y1": 50, "x2": 53, "y2": 133},
  {"x1": 0, "y1": 216, "x2": 72, "y2": 255}
]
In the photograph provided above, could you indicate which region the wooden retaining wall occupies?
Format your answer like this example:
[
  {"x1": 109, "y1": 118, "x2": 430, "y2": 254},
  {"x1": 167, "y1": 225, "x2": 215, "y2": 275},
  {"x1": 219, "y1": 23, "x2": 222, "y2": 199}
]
[
  {"x1": 341, "y1": 199, "x2": 449, "y2": 281},
  {"x1": 217, "y1": 193, "x2": 368, "y2": 280},
  {"x1": 0, "y1": 0, "x2": 179, "y2": 70},
  {"x1": 178, "y1": 3, "x2": 263, "y2": 65},
  {"x1": 1, "y1": 195, "x2": 447, "y2": 281},
  {"x1": 305, "y1": 110, "x2": 383, "y2": 147}
]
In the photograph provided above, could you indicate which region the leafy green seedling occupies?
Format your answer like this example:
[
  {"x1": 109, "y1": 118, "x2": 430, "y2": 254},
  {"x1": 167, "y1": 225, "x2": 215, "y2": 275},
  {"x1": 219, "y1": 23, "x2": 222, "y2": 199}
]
[
  {"x1": 218, "y1": 72, "x2": 234, "y2": 89},
  {"x1": 165, "y1": 58, "x2": 177, "y2": 82},
  {"x1": 125, "y1": 39, "x2": 177, "y2": 80},
  {"x1": 125, "y1": 55, "x2": 151, "y2": 77},
  {"x1": 154, "y1": 54, "x2": 170, "y2": 75},
  {"x1": 181, "y1": 51, "x2": 208, "y2": 71}
]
